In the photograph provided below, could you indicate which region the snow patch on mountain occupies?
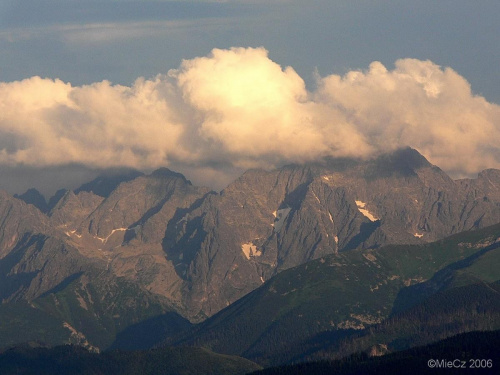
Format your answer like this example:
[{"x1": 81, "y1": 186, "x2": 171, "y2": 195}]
[
  {"x1": 355, "y1": 200, "x2": 378, "y2": 221},
  {"x1": 96, "y1": 226, "x2": 140, "y2": 243},
  {"x1": 65, "y1": 229, "x2": 82, "y2": 238},
  {"x1": 241, "y1": 242, "x2": 262, "y2": 259},
  {"x1": 312, "y1": 191, "x2": 321, "y2": 204}
]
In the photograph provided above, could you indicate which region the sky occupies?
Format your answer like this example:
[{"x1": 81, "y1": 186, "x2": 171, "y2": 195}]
[{"x1": 0, "y1": 0, "x2": 499, "y2": 197}]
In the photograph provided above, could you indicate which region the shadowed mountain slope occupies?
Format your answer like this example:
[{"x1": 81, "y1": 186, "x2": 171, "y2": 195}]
[
  {"x1": 167, "y1": 223, "x2": 500, "y2": 366},
  {"x1": 0, "y1": 148, "x2": 499, "y2": 351}
]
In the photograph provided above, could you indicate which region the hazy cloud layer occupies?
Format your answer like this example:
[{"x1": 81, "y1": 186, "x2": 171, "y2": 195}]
[{"x1": 1, "y1": 47, "x2": 499, "y2": 187}]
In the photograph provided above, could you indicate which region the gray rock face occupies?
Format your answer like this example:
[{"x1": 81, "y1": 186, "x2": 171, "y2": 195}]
[
  {"x1": 14, "y1": 188, "x2": 49, "y2": 213},
  {"x1": 74, "y1": 169, "x2": 144, "y2": 198},
  {"x1": 0, "y1": 148, "x2": 499, "y2": 344},
  {"x1": 48, "y1": 171, "x2": 211, "y2": 309},
  {"x1": 162, "y1": 148, "x2": 500, "y2": 317},
  {"x1": 49, "y1": 190, "x2": 104, "y2": 228},
  {"x1": 0, "y1": 190, "x2": 50, "y2": 259},
  {"x1": 0, "y1": 171, "x2": 209, "y2": 348}
]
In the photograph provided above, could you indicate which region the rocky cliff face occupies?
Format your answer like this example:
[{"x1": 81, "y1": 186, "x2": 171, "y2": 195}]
[
  {"x1": 0, "y1": 191, "x2": 50, "y2": 259},
  {"x1": 0, "y1": 170, "x2": 209, "y2": 347},
  {"x1": 161, "y1": 148, "x2": 500, "y2": 317},
  {"x1": 1, "y1": 148, "x2": 500, "y2": 346}
]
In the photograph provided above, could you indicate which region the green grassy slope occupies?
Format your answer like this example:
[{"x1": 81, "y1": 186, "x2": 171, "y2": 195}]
[
  {"x1": 302, "y1": 280, "x2": 500, "y2": 362},
  {"x1": 170, "y1": 223, "x2": 500, "y2": 366},
  {"x1": 0, "y1": 302, "x2": 72, "y2": 348},
  {"x1": 0, "y1": 345, "x2": 261, "y2": 375},
  {"x1": 0, "y1": 269, "x2": 191, "y2": 351},
  {"x1": 249, "y1": 330, "x2": 500, "y2": 375}
]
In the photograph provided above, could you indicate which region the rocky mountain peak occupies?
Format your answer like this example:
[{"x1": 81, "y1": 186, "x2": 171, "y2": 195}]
[
  {"x1": 150, "y1": 168, "x2": 191, "y2": 184},
  {"x1": 74, "y1": 169, "x2": 144, "y2": 198},
  {"x1": 14, "y1": 188, "x2": 49, "y2": 213},
  {"x1": 0, "y1": 147, "x2": 499, "y2": 335},
  {"x1": 457, "y1": 168, "x2": 500, "y2": 202},
  {"x1": 477, "y1": 168, "x2": 500, "y2": 182},
  {"x1": 47, "y1": 189, "x2": 70, "y2": 211},
  {"x1": 365, "y1": 147, "x2": 433, "y2": 179},
  {"x1": 386, "y1": 147, "x2": 432, "y2": 168}
]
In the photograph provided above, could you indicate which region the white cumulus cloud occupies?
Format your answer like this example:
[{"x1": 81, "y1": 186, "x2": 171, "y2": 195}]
[
  {"x1": 0, "y1": 47, "x2": 499, "y2": 187},
  {"x1": 316, "y1": 58, "x2": 500, "y2": 176}
]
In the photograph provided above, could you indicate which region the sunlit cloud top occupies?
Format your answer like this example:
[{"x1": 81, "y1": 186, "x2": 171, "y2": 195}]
[{"x1": 1, "y1": 1, "x2": 498, "y2": 103}]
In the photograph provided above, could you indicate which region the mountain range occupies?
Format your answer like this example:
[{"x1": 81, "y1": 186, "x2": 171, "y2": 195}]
[{"x1": 0, "y1": 147, "x2": 499, "y2": 368}]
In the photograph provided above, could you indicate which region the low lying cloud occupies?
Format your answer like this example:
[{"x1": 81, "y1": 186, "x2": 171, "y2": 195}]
[{"x1": 1, "y1": 47, "x2": 499, "y2": 187}]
